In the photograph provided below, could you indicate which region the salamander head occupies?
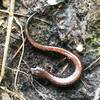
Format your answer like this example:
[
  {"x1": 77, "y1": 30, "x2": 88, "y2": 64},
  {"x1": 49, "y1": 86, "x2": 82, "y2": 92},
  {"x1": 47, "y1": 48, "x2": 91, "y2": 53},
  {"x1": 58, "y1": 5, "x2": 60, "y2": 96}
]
[{"x1": 31, "y1": 67, "x2": 45, "y2": 76}]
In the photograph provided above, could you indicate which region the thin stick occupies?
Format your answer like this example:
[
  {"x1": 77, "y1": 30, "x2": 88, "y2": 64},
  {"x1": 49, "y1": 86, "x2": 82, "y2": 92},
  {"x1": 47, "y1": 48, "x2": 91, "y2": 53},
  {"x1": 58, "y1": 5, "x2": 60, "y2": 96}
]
[
  {"x1": 84, "y1": 56, "x2": 100, "y2": 71},
  {"x1": 12, "y1": 38, "x2": 26, "y2": 59},
  {"x1": 0, "y1": 9, "x2": 28, "y2": 17},
  {"x1": 0, "y1": 86, "x2": 25, "y2": 100},
  {"x1": 0, "y1": 0, "x2": 16, "y2": 83},
  {"x1": 6, "y1": 66, "x2": 28, "y2": 76},
  {"x1": 13, "y1": 17, "x2": 25, "y2": 90},
  {"x1": 0, "y1": 9, "x2": 52, "y2": 25}
]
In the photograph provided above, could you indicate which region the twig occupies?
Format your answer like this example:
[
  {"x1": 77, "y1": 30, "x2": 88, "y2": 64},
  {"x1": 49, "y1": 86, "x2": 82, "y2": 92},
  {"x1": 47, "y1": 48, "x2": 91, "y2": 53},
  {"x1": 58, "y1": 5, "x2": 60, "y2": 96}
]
[
  {"x1": 0, "y1": 9, "x2": 52, "y2": 25},
  {"x1": 81, "y1": 79, "x2": 88, "y2": 90},
  {"x1": 84, "y1": 56, "x2": 100, "y2": 71},
  {"x1": 0, "y1": 9, "x2": 28, "y2": 17},
  {"x1": 0, "y1": 0, "x2": 16, "y2": 83},
  {"x1": 1, "y1": 92, "x2": 11, "y2": 100},
  {"x1": 0, "y1": 86, "x2": 25, "y2": 100},
  {"x1": 13, "y1": 17, "x2": 25, "y2": 90},
  {"x1": 12, "y1": 38, "x2": 26, "y2": 59},
  {"x1": 6, "y1": 66, "x2": 28, "y2": 76},
  {"x1": 60, "y1": 64, "x2": 68, "y2": 74}
]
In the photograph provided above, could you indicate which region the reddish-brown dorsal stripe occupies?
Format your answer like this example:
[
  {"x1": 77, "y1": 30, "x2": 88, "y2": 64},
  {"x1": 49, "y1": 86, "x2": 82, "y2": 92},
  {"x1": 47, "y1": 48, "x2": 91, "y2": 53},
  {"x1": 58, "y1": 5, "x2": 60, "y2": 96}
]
[{"x1": 25, "y1": 13, "x2": 83, "y2": 86}]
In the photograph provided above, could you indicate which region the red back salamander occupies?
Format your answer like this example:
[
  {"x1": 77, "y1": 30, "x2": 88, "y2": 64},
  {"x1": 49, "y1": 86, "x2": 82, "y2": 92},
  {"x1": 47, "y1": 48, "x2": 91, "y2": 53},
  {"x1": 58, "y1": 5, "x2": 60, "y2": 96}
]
[{"x1": 25, "y1": 13, "x2": 83, "y2": 86}]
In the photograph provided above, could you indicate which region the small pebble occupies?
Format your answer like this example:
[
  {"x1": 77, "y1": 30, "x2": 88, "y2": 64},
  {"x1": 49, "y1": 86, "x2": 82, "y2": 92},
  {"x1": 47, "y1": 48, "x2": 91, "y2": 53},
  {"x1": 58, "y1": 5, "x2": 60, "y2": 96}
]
[
  {"x1": 47, "y1": 0, "x2": 64, "y2": 5},
  {"x1": 76, "y1": 43, "x2": 83, "y2": 52}
]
